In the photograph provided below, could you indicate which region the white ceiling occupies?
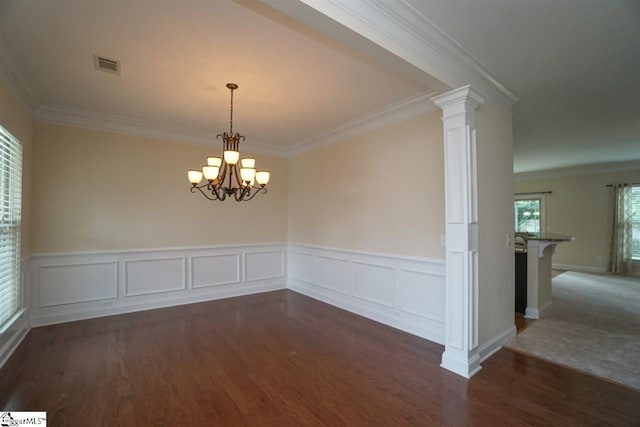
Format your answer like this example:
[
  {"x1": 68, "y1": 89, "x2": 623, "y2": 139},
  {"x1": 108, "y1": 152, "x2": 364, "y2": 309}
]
[
  {"x1": 0, "y1": 0, "x2": 429, "y2": 149},
  {"x1": 1, "y1": 0, "x2": 638, "y2": 172},
  {"x1": 406, "y1": 0, "x2": 640, "y2": 173}
]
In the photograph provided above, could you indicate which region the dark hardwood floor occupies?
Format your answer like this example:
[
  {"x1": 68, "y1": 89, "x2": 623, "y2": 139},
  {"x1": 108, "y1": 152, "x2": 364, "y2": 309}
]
[{"x1": 1, "y1": 290, "x2": 638, "y2": 426}]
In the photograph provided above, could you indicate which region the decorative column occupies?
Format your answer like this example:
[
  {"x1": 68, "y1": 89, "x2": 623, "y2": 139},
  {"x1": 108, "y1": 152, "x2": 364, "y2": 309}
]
[{"x1": 431, "y1": 85, "x2": 484, "y2": 378}]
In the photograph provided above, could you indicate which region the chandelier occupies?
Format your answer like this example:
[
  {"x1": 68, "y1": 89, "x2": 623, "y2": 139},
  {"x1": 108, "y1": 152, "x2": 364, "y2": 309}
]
[{"x1": 187, "y1": 83, "x2": 270, "y2": 201}]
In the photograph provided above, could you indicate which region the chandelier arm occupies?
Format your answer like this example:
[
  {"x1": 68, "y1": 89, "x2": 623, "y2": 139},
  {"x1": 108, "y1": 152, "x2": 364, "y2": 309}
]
[
  {"x1": 232, "y1": 163, "x2": 244, "y2": 188},
  {"x1": 233, "y1": 187, "x2": 246, "y2": 202},
  {"x1": 218, "y1": 187, "x2": 227, "y2": 201},
  {"x1": 219, "y1": 161, "x2": 228, "y2": 187},
  {"x1": 243, "y1": 187, "x2": 267, "y2": 201},
  {"x1": 190, "y1": 185, "x2": 222, "y2": 201}
]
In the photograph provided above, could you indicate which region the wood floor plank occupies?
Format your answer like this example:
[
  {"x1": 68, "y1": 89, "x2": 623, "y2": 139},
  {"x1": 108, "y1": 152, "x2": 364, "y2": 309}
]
[{"x1": 1, "y1": 290, "x2": 638, "y2": 426}]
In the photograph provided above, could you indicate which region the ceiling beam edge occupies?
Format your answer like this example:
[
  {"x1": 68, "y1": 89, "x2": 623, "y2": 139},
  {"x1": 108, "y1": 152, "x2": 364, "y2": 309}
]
[{"x1": 284, "y1": 0, "x2": 518, "y2": 110}]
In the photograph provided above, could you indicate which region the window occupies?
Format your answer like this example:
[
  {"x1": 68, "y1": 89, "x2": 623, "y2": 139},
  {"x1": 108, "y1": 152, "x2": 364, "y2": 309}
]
[
  {"x1": 632, "y1": 185, "x2": 640, "y2": 260},
  {"x1": 0, "y1": 126, "x2": 22, "y2": 327},
  {"x1": 514, "y1": 194, "x2": 545, "y2": 233}
]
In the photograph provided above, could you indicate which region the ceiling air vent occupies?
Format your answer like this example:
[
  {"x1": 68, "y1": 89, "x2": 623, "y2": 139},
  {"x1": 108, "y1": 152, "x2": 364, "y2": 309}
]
[{"x1": 93, "y1": 54, "x2": 120, "y2": 75}]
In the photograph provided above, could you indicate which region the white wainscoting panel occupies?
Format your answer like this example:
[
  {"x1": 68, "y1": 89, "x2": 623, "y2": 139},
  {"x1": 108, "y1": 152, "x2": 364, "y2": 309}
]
[
  {"x1": 38, "y1": 261, "x2": 118, "y2": 307},
  {"x1": 29, "y1": 244, "x2": 287, "y2": 326},
  {"x1": 398, "y1": 268, "x2": 445, "y2": 320},
  {"x1": 289, "y1": 251, "x2": 314, "y2": 283},
  {"x1": 245, "y1": 251, "x2": 285, "y2": 282},
  {"x1": 288, "y1": 244, "x2": 446, "y2": 344},
  {"x1": 352, "y1": 262, "x2": 395, "y2": 307},
  {"x1": 192, "y1": 254, "x2": 240, "y2": 288},
  {"x1": 125, "y1": 257, "x2": 186, "y2": 297},
  {"x1": 317, "y1": 256, "x2": 349, "y2": 294}
]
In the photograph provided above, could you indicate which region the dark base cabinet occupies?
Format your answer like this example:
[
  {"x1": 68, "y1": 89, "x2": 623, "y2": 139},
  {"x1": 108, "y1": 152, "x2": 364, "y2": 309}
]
[{"x1": 515, "y1": 252, "x2": 527, "y2": 314}]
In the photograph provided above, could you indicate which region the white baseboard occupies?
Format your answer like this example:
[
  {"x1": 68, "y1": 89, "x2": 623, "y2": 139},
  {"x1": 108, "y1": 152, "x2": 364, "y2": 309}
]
[
  {"x1": 525, "y1": 300, "x2": 553, "y2": 319},
  {"x1": 440, "y1": 324, "x2": 515, "y2": 379},
  {"x1": 553, "y1": 263, "x2": 607, "y2": 274},
  {"x1": 288, "y1": 244, "x2": 445, "y2": 344},
  {"x1": 29, "y1": 243, "x2": 287, "y2": 326},
  {"x1": 0, "y1": 310, "x2": 31, "y2": 370},
  {"x1": 477, "y1": 325, "x2": 517, "y2": 363},
  {"x1": 440, "y1": 351, "x2": 481, "y2": 379}
]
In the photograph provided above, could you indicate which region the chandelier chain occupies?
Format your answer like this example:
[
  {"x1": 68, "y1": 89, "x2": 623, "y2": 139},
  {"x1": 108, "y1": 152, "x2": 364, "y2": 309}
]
[{"x1": 229, "y1": 86, "x2": 234, "y2": 135}]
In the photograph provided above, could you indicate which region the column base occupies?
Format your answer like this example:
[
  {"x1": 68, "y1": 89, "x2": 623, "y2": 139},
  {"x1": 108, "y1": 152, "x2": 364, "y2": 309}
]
[
  {"x1": 525, "y1": 301, "x2": 553, "y2": 319},
  {"x1": 441, "y1": 351, "x2": 482, "y2": 378}
]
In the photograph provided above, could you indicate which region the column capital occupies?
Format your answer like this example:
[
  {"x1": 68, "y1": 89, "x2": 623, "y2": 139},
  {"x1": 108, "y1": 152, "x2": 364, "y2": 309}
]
[{"x1": 431, "y1": 85, "x2": 484, "y2": 111}]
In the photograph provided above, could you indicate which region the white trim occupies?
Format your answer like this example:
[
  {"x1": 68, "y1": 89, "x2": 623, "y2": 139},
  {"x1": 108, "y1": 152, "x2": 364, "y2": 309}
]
[
  {"x1": 515, "y1": 160, "x2": 640, "y2": 180},
  {"x1": 514, "y1": 192, "x2": 546, "y2": 235},
  {"x1": 288, "y1": 242, "x2": 445, "y2": 266},
  {"x1": 34, "y1": 90, "x2": 442, "y2": 160},
  {"x1": 30, "y1": 242, "x2": 286, "y2": 258},
  {"x1": 33, "y1": 104, "x2": 287, "y2": 157},
  {"x1": 440, "y1": 351, "x2": 481, "y2": 379},
  {"x1": 477, "y1": 325, "x2": 517, "y2": 363},
  {"x1": 28, "y1": 243, "x2": 287, "y2": 326},
  {"x1": 34, "y1": 89, "x2": 442, "y2": 159},
  {"x1": 287, "y1": 91, "x2": 437, "y2": 156},
  {"x1": 433, "y1": 85, "x2": 482, "y2": 378},
  {"x1": 190, "y1": 253, "x2": 241, "y2": 288},
  {"x1": 123, "y1": 257, "x2": 187, "y2": 297},
  {"x1": 0, "y1": 308, "x2": 27, "y2": 334},
  {"x1": 288, "y1": 243, "x2": 446, "y2": 345},
  {"x1": 633, "y1": 260, "x2": 640, "y2": 277},
  {"x1": 31, "y1": 281, "x2": 284, "y2": 327},
  {"x1": 525, "y1": 300, "x2": 553, "y2": 319},
  {"x1": 0, "y1": 311, "x2": 30, "y2": 371},
  {"x1": 290, "y1": 0, "x2": 517, "y2": 109},
  {"x1": 552, "y1": 263, "x2": 608, "y2": 274}
]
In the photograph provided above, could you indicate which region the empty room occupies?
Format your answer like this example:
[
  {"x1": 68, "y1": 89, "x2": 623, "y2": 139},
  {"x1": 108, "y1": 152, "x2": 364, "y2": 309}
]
[{"x1": 0, "y1": 1, "x2": 638, "y2": 425}]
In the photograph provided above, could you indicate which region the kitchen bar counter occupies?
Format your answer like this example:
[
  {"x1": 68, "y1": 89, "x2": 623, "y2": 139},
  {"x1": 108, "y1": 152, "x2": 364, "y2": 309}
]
[
  {"x1": 521, "y1": 233, "x2": 573, "y2": 318},
  {"x1": 523, "y1": 232, "x2": 574, "y2": 242}
]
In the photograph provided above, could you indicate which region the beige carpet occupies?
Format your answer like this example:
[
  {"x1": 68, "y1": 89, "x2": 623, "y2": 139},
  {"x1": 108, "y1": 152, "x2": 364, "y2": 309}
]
[{"x1": 505, "y1": 271, "x2": 640, "y2": 390}]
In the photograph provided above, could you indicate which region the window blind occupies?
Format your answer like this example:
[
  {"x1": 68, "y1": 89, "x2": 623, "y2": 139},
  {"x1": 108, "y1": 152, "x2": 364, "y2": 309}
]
[
  {"x1": 0, "y1": 126, "x2": 22, "y2": 327},
  {"x1": 632, "y1": 186, "x2": 640, "y2": 260}
]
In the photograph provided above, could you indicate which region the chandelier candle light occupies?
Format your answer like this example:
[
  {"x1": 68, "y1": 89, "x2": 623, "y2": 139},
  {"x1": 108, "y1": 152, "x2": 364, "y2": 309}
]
[{"x1": 187, "y1": 83, "x2": 270, "y2": 201}]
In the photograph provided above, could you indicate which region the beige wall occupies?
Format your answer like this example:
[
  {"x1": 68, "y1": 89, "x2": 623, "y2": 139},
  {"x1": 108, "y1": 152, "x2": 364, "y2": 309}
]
[
  {"x1": 288, "y1": 111, "x2": 445, "y2": 259},
  {"x1": 515, "y1": 168, "x2": 640, "y2": 270},
  {"x1": 0, "y1": 81, "x2": 33, "y2": 258},
  {"x1": 31, "y1": 123, "x2": 287, "y2": 253},
  {"x1": 476, "y1": 103, "x2": 515, "y2": 344}
]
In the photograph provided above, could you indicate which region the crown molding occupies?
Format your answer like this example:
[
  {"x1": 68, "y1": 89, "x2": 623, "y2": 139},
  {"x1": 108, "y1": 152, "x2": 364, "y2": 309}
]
[
  {"x1": 295, "y1": 0, "x2": 518, "y2": 110},
  {"x1": 33, "y1": 104, "x2": 289, "y2": 157},
  {"x1": 515, "y1": 160, "x2": 640, "y2": 180},
  {"x1": 35, "y1": 90, "x2": 439, "y2": 159},
  {"x1": 0, "y1": 35, "x2": 39, "y2": 112},
  {"x1": 287, "y1": 90, "x2": 437, "y2": 156}
]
